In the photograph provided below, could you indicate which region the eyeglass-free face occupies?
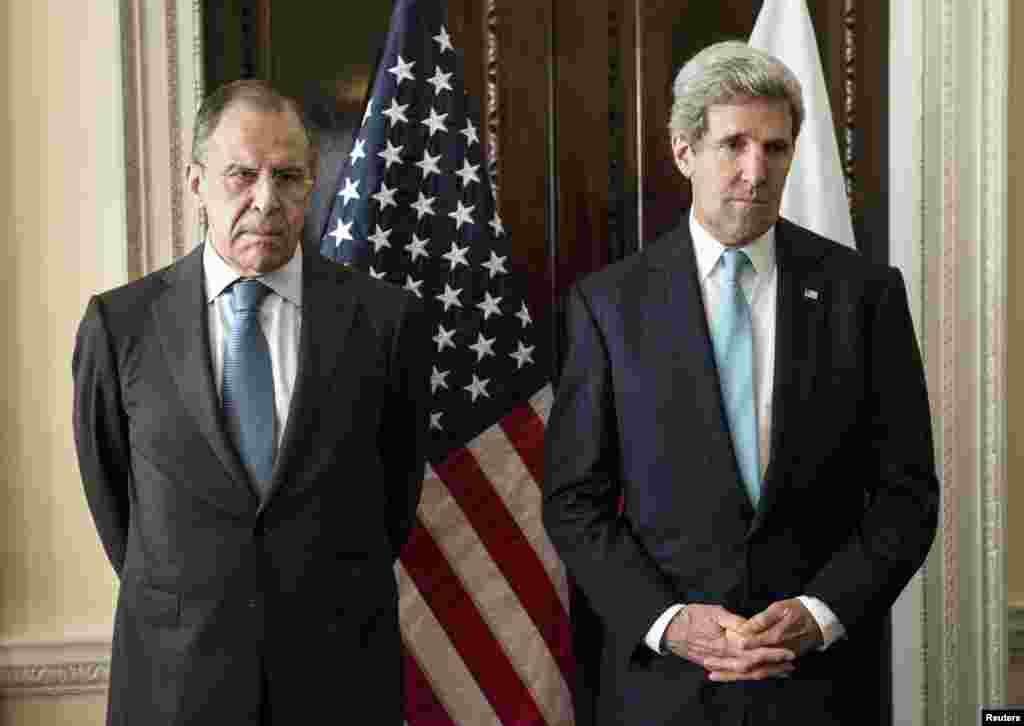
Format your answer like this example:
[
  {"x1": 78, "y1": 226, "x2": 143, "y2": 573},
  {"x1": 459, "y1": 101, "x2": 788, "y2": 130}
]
[{"x1": 187, "y1": 103, "x2": 315, "y2": 277}]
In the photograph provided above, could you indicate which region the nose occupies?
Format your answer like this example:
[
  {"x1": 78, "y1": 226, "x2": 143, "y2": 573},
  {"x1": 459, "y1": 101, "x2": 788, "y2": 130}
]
[
  {"x1": 251, "y1": 172, "x2": 282, "y2": 213},
  {"x1": 739, "y1": 146, "x2": 769, "y2": 189}
]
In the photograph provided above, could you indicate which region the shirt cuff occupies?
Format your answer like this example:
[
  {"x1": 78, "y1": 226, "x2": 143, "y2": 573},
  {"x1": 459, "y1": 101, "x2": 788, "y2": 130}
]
[
  {"x1": 797, "y1": 595, "x2": 846, "y2": 650},
  {"x1": 644, "y1": 604, "x2": 687, "y2": 654}
]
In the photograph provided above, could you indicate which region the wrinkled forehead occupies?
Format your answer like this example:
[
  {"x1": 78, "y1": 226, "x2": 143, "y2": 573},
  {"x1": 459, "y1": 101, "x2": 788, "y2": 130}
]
[
  {"x1": 207, "y1": 103, "x2": 311, "y2": 168},
  {"x1": 702, "y1": 97, "x2": 794, "y2": 141}
]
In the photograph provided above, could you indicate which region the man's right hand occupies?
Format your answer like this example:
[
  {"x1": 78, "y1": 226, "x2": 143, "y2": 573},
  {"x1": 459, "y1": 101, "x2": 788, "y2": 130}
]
[{"x1": 662, "y1": 604, "x2": 796, "y2": 680}]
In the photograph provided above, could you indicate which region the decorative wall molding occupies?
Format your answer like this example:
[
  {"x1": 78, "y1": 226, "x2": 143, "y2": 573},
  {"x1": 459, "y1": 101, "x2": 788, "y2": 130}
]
[
  {"x1": 841, "y1": 0, "x2": 858, "y2": 217},
  {"x1": 484, "y1": 0, "x2": 501, "y2": 206},
  {"x1": 0, "y1": 632, "x2": 111, "y2": 697},
  {"x1": 119, "y1": 0, "x2": 203, "y2": 276},
  {"x1": 901, "y1": 0, "x2": 1010, "y2": 723}
]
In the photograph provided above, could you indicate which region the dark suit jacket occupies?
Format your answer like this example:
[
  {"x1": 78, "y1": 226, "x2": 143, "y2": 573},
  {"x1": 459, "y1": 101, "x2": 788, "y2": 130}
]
[
  {"x1": 543, "y1": 218, "x2": 938, "y2": 726},
  {"x1": 73, "y1": 243, "x2": 429, "y2": 725}
]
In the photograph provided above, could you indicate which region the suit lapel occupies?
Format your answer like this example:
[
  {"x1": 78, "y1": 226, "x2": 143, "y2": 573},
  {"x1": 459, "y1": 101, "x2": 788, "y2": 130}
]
[
  {"x1": 262, "y1": 248, "x2": 357, "y2": 506},
  {"x1": 152, "y1": 245, "x2": 257, "y2": 515},
  {"x1": 749, "y1": 219, "x2": 827, "y2": 535},
  {"x1": 646, "y1": 223, "x2": 756, "y2": 520}
]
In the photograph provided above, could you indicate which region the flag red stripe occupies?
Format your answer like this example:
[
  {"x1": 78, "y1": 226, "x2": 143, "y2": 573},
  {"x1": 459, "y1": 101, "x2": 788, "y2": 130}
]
[
  {"x1": 400, "y1": 520, "x2": 548, "y2": 726},
  {"x1": 434, "y1": 442, "x2": 576, "y2": 687},
  {"x1": 498, "y1": 400, "x2": 547, "y2": 497},
  {"x1": 403, "y1": 647, "x2": 458, "y2": 726}
]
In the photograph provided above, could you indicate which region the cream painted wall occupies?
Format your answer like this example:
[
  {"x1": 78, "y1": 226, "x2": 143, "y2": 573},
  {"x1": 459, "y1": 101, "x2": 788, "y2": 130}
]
[
  {"x1": 0, "y1": 0, "x2": 127, "y2": 720},
  {"x1": 1009, "y1": 0, "x2": 1024, "y2": 607}
]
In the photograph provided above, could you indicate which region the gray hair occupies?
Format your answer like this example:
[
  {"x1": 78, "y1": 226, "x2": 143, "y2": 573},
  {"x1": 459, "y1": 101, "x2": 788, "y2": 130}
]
[
  {"x1": 191, "y1": 79, "x2": 315, "y2": 167},
  {"x1": 668, "y1": 41, "x2": 804, "y2": 145}
]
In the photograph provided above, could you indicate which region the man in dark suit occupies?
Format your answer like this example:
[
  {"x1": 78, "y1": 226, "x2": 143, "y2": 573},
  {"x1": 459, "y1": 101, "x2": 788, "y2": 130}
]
[
  {"x1": 73, "y1": 80, "x2": 428, "y2": 724},
  {"x1": 543, "y1": 41, "x2": 938, "y2": 725}
]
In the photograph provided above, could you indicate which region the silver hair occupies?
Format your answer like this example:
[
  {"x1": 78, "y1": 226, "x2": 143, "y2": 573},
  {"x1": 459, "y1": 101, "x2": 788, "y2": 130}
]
[{"x1": 668, "y1": 41, "x2": 804, "y2": 144}]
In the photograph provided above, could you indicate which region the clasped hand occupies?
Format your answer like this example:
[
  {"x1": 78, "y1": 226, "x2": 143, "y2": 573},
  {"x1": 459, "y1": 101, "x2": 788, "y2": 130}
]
[{"x1": 662, "y1": 599, "x2": 823, "y2": 682}]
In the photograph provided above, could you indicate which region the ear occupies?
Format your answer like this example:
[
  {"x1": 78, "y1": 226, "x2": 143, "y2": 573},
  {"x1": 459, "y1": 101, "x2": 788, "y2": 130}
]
[
  {"x1": 671, "y1": 135, "x2": 694, "y2": 179},
  {"x1": 186, "y1": 162, "x2": 203, "y2": 200}
]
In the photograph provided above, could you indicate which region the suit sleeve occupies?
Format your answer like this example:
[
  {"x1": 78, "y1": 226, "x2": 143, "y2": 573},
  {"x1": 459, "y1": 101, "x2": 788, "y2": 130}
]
[
  {"x1": 72, "y1": 296, "x2": 132, "y2": 575},
  {"x1": 379, "y1": 292, "x2": 429, "y2": 560},
  {"x1": 543, "y1": 283, "x2": 679, "y2": 656},
  {"x1": 804, "y1": 267, "x2": 939, "y2": 630}
]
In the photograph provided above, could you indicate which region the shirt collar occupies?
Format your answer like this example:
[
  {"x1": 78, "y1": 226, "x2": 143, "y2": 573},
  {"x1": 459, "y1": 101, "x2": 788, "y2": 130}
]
[
  {"x1": 689, "y1": 208, "x2": 776, "y2": 282},
  {"x1": 202, "y1": 240, "x2": 303, "y2": 307}
]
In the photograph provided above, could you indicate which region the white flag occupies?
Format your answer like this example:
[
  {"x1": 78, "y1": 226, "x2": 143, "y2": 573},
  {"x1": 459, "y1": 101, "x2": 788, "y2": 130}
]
[{"x1": 750, "y1": 0, "x2": 856, "y2": 248}]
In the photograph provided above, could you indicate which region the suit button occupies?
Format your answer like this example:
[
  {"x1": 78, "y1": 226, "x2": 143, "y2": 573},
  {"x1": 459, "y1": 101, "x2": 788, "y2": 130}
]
[{"x1": 248, "y1": 598, "x2": 258, "y2": 609}]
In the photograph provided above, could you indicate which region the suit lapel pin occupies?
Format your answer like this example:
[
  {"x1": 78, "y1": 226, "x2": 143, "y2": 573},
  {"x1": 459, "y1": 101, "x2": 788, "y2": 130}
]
[{"x1": 804, "y1": 289, "x2": 820, "y2": 301}]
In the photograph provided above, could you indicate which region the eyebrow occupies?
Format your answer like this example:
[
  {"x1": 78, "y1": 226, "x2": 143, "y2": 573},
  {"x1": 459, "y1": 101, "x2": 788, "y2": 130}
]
[{"x1": 222, "y1": 162, "x2": 307, "y2": 173}]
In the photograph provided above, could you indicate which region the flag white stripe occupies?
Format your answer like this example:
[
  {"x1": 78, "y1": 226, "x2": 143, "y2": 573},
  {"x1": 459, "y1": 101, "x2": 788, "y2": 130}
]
[
  {"x1": 397, "y1": 561, "x2": 500, "y2": 726},
  {"x1": 467, "y1": 409, "x2": 570, "y2": 614},
  {"x1": 529, "y1": 385, "x2": 554, "y2": 424},
  {"x1": 418, "y1": 463, "x2": 575, "y2": 726}
]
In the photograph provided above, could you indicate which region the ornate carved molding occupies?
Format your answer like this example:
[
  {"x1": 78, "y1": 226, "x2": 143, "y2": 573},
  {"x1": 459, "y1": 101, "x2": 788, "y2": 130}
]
[
  {"x1": 0, "y1": 634, "x2": 111, "y2": 697},
  {"x1": 914, "y1": 0, "x2": 1009, "y2": 722},
  {"x1": 485, "y1": 0, "x2": 501, "y2": 206},
  {"x1": 842, "y1": 0, "x2": 857, "y2": 218},
  {"x1": 980, "y1": 0, "x2": 1009, "y2": 709}
]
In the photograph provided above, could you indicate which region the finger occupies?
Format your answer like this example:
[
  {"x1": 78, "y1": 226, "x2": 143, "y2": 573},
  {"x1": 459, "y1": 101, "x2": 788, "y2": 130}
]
[
  {"x1": 708, "y1": 663, "x2": 795, "y2": 682},
  {"x1": 700, "y1": 647, "x2": 795, "y2": 673},
  {"x1": 736, "y1": 609, "x2": 795, "y2": 648},
  {"x1": 739, "y1": 604, "x2": 791, "y2": 635},
  {"x1": 712, "y1": 609, "x2": 749, "y2": 632}
]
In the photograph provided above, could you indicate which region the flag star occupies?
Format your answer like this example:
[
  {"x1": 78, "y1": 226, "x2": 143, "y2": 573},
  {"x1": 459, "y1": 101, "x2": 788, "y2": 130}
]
[
  {"x1": 372, "y1": 181, "x2": 399, "y2": 209},
  {"x1": 403, "y1": 275, "x2": 424, "y2": 298},
  {"x1": 461, "y1": 118, "x2": 479, "y2": 146},
  {"x1": 515, "y1": 301, "x2": 533, "y2": 327},
  {"x1": 433, "y1": 25, "x2": 454, "y2": 53},
  {"x1": 441, "y1": 242, "x2": 470, "y2": 271},
  {"x1": 476, "y1": 292, "x2": 503, "y2": 320},
  {"x1": 415, "y1": 149, "x2": 443, "y2": 179},
  {"x1": 422, "y1": 107, "x2": 449, "y2": 137},
  {"x1": 381, "y1": 98, "x2": 410, "y2": 127},
  {"x1": 361, "y1": 99, "x2": 374, "y2": 126},
  {"x1": 427, "y1": 66, "x2": 454, "y2": 95},
  {"x1": 430, "y1": 411, "x2": 444, "y2": 430},
  {"x1": 449, "y1": 200, "x2": 476, "y2": 229},
  {"x1": 337, "y1": 177, "x2": 360, "y2": 206},
  {"x1": 433, "y1": 324, "x2": 456, "y2": 352},
  {"x1": 368, "y1": 224, "x2": 393, "y2": 252},
  {"x1": 468, "y1": 333, "x2": 497, "y2": 362},
  {"x1": 430, "y1": 366, "x2": 450, "y2": 394},
  {"x1": 510, "y1": 341, "x2": 535, "y2": 369},
  {"x1": 327, "y1": 218, "x2": 354, "y2": 246},
  {"x1": 464, "y1": 374, "x2": 491, "y2": 402},
  {"x1": 369, "y1": 266, "x2": 387, "y2": 280},
  {"x1": 377, "y1": 140, "x2": 405, "y2": 168},
  {"x1": 410, "y1": 192, "x2": 437, "y2": 220},
  {"x1": 455, "y1": 159, "x2": 481, "y2": 187},
  {"x1": 405, "y1": 233, "x2": 431, "y2": 261},
  {"x1": 387, "y1": 55, "x2": 416, "y2": 86},
  {"x1": 435, "y1": 284, "x2": 463, "y2": 311},
  {"x1": 481, "y1": 250, "x2": 508, "y2": 278},
  {"x1": 489, "y1": 212, "x2": 505, "y2": 237},
  {"x1": 349, "y1": 138, "x2": 367, "y2": 164}
]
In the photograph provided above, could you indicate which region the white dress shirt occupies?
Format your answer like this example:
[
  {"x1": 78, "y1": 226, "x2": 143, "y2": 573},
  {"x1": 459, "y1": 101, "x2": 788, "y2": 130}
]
[
  {"x1": 643, "y1": 212, "x2": 845, "y2": 654},
  {"x1": 203, "y1": 242, "x2": 302, "y2": 451}
]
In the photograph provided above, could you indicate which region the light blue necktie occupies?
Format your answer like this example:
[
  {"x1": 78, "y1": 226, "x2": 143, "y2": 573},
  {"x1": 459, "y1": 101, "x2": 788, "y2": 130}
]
[
  {"x1": 222, "y1": 279, "x2": 275, "y2": 496},
  {"x1": 710, "y1": 249, "x2": 760, "y2": 506}
]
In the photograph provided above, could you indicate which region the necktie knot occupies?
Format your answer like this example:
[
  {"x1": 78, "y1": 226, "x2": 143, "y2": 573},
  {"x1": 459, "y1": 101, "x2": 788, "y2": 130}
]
[
  {"x1": 231, "y1": 279, "x2": 271, "y2": 314},
  {"x1": 718, "y1": 248, "x2": 751, "y2": 287}
]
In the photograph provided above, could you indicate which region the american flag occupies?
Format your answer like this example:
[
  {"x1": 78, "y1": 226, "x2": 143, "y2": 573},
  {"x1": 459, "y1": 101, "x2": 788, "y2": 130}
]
[{"x1": 319, "y1": 1, "x2": 575, "y2": 724}]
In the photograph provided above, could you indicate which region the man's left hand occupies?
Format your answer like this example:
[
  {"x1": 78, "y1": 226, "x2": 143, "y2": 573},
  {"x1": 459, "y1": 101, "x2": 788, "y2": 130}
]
[{"x1": 707, "y1": 599, "x2": 823, "y2": 682}]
